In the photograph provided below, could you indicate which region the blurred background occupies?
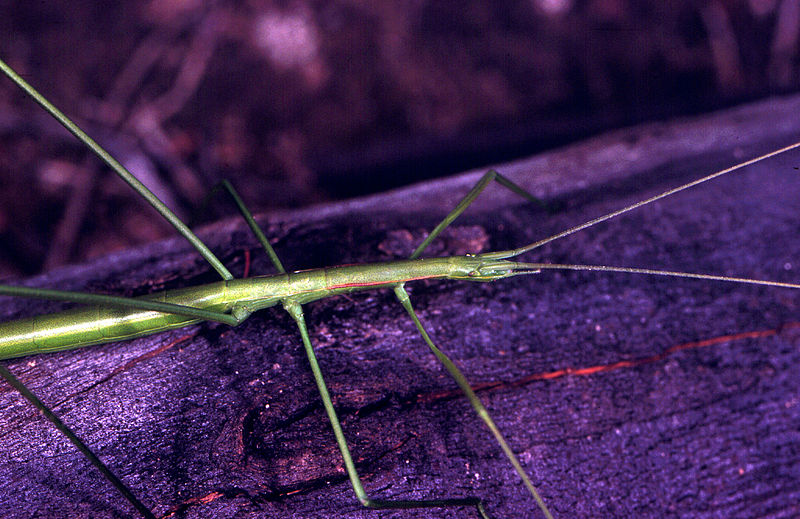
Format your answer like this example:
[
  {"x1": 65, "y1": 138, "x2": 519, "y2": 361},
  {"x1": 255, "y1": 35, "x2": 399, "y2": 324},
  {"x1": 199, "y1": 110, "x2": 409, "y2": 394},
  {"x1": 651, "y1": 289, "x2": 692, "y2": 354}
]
[{"x1": 0, "y1": 0, "x2": 798, "y2": 278}]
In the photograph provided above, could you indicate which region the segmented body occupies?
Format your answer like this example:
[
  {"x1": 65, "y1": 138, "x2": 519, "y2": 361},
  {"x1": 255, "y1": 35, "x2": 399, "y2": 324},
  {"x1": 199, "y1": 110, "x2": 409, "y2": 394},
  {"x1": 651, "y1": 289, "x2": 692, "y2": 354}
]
[{"x1": 0, "y1": 257, "x2": 510, "y2": 359}]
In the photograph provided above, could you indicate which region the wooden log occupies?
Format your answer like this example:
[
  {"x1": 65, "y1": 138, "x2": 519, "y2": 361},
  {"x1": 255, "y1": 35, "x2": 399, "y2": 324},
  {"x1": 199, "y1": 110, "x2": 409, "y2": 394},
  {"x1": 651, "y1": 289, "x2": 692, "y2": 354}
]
[{"x1": 1, "y1": 95, "x2": 800, "y2": 518}]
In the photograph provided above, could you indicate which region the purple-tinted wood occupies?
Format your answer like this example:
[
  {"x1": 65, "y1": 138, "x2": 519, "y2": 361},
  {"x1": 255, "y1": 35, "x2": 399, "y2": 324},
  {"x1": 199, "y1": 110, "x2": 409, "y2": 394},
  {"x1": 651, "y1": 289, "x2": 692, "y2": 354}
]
[{"x1": 1, "y1": 95, "x2": 800, "y2": 518}]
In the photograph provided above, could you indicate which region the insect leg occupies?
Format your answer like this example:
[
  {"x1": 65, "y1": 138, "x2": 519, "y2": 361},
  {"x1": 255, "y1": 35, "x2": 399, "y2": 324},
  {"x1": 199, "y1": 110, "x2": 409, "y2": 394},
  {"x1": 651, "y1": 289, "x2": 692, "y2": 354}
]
[
  {"x1": 393, "y1": 285, "x2": 554, "y2": 519},
  {"x1": 206, "y1": 179, "x2": 287, "y2": 274},
  {"x1": 0, "y1": 284, "x2": 238, "y2": 326},
  {"x1": 0, "y1": 57, "x2": 233, "y2": 281},
  {"x1": 0, "y1": 364, "x2": 156, "y2": 518},
  {"x1": 410, "y1": 170, "x2": 544, "y2": 259},
  {"x1": 0, "y1": 283, "x2": 246, "y2": 518},
  {"x1": 283, "y1": 300, "x2": 492, "y2": 518}
]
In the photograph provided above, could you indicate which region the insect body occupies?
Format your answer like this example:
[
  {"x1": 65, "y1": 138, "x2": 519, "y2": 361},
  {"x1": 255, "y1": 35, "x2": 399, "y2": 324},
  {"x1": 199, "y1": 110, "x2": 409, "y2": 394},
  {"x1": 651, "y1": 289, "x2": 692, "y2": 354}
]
[
  {"x1": 0, "y1": 257, "x2": 536, "y2": 360},
  {"x1": 2, "y1": 56, "x2": 800, "y2": 518}
]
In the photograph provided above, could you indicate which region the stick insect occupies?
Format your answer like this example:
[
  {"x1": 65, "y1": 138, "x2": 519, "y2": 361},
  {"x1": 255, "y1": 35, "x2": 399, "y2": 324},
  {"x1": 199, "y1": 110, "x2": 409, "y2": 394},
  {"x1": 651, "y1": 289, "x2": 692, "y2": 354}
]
[{"x1": 2, "y1": 55, "x2": 800, "y2": 518}]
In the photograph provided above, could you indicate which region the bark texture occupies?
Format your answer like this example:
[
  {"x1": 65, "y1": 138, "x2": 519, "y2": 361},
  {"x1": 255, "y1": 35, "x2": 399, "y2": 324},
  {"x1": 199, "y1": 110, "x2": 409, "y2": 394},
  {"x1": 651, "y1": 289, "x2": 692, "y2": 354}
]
[{"x1": 2, "y1": 95, "x2": 800, "y2": 519}]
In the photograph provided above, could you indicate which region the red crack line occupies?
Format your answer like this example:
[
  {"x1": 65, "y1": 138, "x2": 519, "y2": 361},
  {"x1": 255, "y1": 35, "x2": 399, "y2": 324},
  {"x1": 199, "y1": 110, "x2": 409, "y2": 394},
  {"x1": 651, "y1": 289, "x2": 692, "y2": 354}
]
[
  {"x1": 243, "y1": 249, "x2": 252, "y2": 279},
  {"x1": 57, "y1": 332, "x2": 198, "y2": 406},
  {"x1": 160, "y1": 491, "x2": 225, "y2": 518},
  {"x1": 419, "y1": 322, "x2": 800, "y2": 403}
]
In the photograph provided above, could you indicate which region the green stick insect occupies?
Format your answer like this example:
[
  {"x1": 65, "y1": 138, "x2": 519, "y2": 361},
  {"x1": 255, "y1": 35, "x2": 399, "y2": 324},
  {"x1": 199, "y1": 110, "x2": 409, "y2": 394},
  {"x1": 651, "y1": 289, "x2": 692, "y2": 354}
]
[{"x1": 1, "y1": 56, "x2": 800, "y2": 518}]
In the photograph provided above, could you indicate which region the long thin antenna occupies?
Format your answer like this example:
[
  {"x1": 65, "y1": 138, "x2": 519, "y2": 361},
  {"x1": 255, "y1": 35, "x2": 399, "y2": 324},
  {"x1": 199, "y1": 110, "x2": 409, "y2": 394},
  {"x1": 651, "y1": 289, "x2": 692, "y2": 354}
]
[
  {"x1": 513, "y1": 262, "x2": 800, "y2": 290},
  {"x1": 481, "y1": 141, "x2": 800, "y2": 260}
]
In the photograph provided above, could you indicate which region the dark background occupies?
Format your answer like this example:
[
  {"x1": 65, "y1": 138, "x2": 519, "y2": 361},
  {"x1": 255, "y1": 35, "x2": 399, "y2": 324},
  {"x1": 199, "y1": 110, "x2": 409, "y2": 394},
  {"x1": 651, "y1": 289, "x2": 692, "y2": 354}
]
[{"x1": 1, "y1": 0, "x2": 799, "y2": 277}]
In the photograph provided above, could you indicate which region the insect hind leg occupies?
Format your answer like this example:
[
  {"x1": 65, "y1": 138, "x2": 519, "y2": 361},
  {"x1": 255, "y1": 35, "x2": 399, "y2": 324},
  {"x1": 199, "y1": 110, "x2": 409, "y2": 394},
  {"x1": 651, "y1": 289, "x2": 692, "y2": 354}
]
[{"x1": 0, "y1": 364, "x2": 156, "y2": 519}]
